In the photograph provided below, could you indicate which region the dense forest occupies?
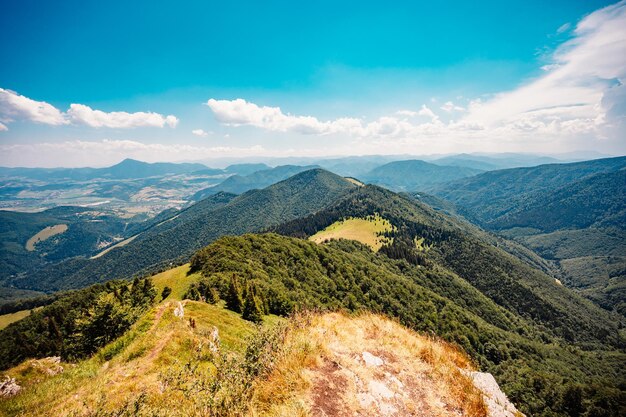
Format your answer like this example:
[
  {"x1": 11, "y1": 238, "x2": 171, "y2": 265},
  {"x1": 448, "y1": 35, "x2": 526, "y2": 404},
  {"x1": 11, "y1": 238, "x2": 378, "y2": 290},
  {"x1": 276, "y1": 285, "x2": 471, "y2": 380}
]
[
  {"x1": 188, "y1": 233, "x2": 625, "y2": 417},
  {"x1": 7, "y1": 169, "x2": 356, "y2": 293},
  {"x1": 0, "y1": 277, "x2": 156, "y2": 369}
]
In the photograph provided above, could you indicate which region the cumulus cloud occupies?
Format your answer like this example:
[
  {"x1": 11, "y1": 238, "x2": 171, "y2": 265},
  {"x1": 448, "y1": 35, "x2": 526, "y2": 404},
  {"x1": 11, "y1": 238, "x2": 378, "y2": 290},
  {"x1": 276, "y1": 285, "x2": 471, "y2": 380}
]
[
  {"x1": 417, "y1": 104, "x2": 439, "y2": 121},
  {"x1": 192, "y1": 129, "x2": 209, "y2": 137},
  {"x1": 0, "y1": 88, "x2": 179, "y2": 129},
  {"x1": 0, "y1": 121, "x2": 7, "y2": 131},
  {"x1": 206, "y1": 98, "x2": 362, "y2": 135},
  {"x1": 440, "y1": 101, "x2": 465, "y2": 113},
  {"x1": 67, "y1": 104, "x2": 179, "y2": 128},
  {"x1": 205, "y1": 2, "x2": 626, "y2": 154},
  {"x1": 0, "y1": 88, "x2": 68, "y2": 126}
]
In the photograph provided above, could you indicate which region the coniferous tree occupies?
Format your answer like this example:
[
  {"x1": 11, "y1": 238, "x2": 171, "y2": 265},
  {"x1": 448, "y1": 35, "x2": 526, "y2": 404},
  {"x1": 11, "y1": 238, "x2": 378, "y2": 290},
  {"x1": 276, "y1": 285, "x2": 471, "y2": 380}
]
[
  {"x1": 161, "y1": 286, "x2": 172, "y2": 300},
  {"x1": 242, "y1": 283, "x2": 263, "y2": 323},
  {"x1": 225, "y1": 274, "x2": 243, "y2": 313}
]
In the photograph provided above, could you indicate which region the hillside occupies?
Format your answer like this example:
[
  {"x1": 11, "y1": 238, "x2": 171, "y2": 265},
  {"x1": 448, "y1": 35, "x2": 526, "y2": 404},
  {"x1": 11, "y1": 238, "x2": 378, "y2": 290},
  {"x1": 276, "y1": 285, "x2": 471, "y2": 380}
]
[
  {"x1": 0, "y1": 206, "x2": 170, "y2": 302},
  {"x1": 0, "y1": 291, "x2": 516, "y2": 417},
  {"x1": 1, "y1": 231, "x2": 624, "y2": 416},
  {"x1": 429, "y1": 156, "x2": 626, "y2": 224},
  {"x1": 361, "y1": 159, "x2": 483, "y2": 191},
  {"x1": 429, "y1": 157, "x2": 626, "y2": 315},
  {"x1": 8, "y1": 169, "x2": 356, "y2": 292},
  {"x1": 0, "y1": 158, "x2": 208, "y2": 181},
  {"x1": 192, "y1": 164, "x2": 318, "y2": 199}
]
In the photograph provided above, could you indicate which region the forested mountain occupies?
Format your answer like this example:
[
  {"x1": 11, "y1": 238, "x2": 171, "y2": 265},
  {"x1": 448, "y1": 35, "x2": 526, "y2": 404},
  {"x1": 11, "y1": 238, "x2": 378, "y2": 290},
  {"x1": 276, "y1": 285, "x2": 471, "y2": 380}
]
[
  {"x1": 1, "y1": 169, "x2": 624, "y2": 417},
  {"x1": 428, "y1": 157, "x2": 626, "y2": 315},
  {"x1": 7, "y1": 169, "x2": 356, "y2": 292},
  {"x1": 428, "y1": 156, "x2": 626, "y2": 224},
  {"x1": 192, "y1": 164, "x2": 318, "y2": 199},
  {"x1": 272, "y1": 184, "x2": 622, "y2": 345},
  {"x1": 361, "y1": 159, "x2": 483, "y2": 191},
  {"x1": 0, "y1": 158, "x2": 208, "y2": 181},
  {"x1": 0, "y1": 206, "x2": 174, "y2": 302},
  {"x1": 431, "y1": 153, "x2": 563, "y2": 170},
  {"x1": 188, "y1": 233, "x2": 625, "y2": 417}
]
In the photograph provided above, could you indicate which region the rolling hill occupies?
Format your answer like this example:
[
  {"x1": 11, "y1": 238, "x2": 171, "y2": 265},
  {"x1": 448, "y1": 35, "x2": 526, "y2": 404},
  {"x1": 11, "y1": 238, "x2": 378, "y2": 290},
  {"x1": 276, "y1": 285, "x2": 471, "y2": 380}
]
[
  {"x1": 7, "y1": 169, "x2": 356, "y2": 292},
  {"x1": 428, "y1": 157, "x2": 626, "y2": 315},
  {"x1": 192, "y1": 164, "x2": 318, "y2": 199},
  {"x1": 361, "y1": 159, "x2": 483, "y2": 191},
  {"x1": 0, "y1": 158, "x2": 208, "y2": 181}
]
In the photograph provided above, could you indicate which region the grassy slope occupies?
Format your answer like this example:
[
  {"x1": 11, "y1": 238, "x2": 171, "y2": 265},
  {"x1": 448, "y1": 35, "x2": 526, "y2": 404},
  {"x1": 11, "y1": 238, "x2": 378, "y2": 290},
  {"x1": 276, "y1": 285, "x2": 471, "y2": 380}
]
[
  {"x1": 0, "y1": 271, "x2": 260, "y2": 416},
  {"x1": 0, "y1": 310, "x2": 31, "y2": 331},
  {"x1": 309, "y1": 214, "x2": 393, "y2": 251}
]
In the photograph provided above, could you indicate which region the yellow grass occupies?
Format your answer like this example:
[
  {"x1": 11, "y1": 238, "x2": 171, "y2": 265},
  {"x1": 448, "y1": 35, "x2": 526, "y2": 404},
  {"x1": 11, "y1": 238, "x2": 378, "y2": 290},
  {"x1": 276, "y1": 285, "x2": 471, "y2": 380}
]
[
  {"x1": 25, "y1": 224, "x2": 68, "y2": 251},
  {"x1": 150, "y1": 263, "x2": 200, "y2": 300},
  {"x1": 251, "y1": 312, "x2": 486, "y2": 417},
  {"x1": 0, "y1": 310, "x2": 31, "y2": 330},
  {"x1": 0, "y1": 301, "x2": 257, "y2": 417},
  {"x1": 344, "y1": 177, "x2": 364, "y2": 186},
  {"x1": 309, "y1": 214, "x2": 393, "y2": 251}
]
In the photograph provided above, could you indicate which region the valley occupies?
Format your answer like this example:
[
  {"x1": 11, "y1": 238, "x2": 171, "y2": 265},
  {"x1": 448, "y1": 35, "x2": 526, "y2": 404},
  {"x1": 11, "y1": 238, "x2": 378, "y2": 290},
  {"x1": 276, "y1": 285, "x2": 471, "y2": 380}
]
[{"x1": 0, "y1": 155, "x2": 624, "y2": 417}]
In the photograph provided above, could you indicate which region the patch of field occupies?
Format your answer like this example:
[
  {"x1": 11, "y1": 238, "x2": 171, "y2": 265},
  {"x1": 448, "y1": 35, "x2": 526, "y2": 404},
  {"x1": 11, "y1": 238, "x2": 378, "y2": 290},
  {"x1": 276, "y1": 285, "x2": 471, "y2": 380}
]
[
  {"x1": 150, "y1": 264, "x2": 200, "y2": 300},
  {"x1": 90, "y1": 234, "x2": 138, "y2": 259},
  {"x1": 25, "y1": 224, "x2": 68, "y2": 251},
  {"x1": 344, "y1": 177, "x2": 364, "y2": 186},
  {"x1": 0, "y1": 309, "x2": 31, "y2": 330},
  {"x1": 309, "y1": 214, "x2": 393, "y2": 251}
]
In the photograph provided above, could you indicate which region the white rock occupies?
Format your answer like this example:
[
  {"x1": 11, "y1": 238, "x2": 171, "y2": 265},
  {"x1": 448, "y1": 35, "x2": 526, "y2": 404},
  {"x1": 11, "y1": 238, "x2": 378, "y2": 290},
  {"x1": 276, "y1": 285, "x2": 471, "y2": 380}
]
[
  {"x1": 362, "y1": 351, "x2": 384, "y2": 367},
  {"x1": 174, "y1": 301, "x2": 184, "y2": 318},
  {"x1": 0, "y1": 376, "x2": 21, "y2": 398}
]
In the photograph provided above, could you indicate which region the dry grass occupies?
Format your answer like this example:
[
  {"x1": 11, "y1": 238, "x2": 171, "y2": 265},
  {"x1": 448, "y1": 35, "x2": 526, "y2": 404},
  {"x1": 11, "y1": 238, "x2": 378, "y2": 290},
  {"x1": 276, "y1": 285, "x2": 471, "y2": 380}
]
[
  {"x1": 25, "y1": 224, "x2": 68, "y2": 251},
  {"x1": 0, "y1": 310, "x2": 31, "y2": 330},
  {"x1": 1, "y1": 301, "x2": 487, "y2": 417},
  {"x1": 250, "y1": 312, "x2": 487, "y2": 417}
]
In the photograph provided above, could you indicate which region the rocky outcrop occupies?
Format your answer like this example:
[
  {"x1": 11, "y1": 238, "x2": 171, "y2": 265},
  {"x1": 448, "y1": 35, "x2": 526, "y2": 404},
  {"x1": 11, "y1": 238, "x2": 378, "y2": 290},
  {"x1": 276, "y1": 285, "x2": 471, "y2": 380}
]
[
  {"x1": 467, "y1": 371, "x2": 523, "y2": 417},
  {"x1": 0, "y1": 376, "x2": 21, "y2": 398}
]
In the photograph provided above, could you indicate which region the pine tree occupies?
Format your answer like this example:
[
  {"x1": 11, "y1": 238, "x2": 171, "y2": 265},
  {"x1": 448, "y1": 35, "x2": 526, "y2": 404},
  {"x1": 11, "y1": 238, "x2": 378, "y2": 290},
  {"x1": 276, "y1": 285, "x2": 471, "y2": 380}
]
[
  {"x1": 225, "y1": 274, "x2": 243, "y2": 313},
  {"x1": 242, "y1": 283, "x2": 263, "y2": 323}
]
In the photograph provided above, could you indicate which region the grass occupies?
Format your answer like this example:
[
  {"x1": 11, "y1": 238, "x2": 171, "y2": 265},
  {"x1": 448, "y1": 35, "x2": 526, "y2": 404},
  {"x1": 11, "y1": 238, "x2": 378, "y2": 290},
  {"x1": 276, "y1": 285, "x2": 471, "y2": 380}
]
[
  {"x1": 90, "y1": 235, "x2": 138, "y2": 259},
  {"x1": 0, "y1": 310, "x2": 31, "y2": 330},
  {"x1": 150, "y1": 263, "x2": 200, "y2": 300},
  {"x1": 0, "y1": 306, "x2": 493, "y2": 416},
  {"x1": 0, "y1": 257, "x2": 287, "y2": 417},
  {"x1": 251, "y1": 312, "x2": 487, "y2": 417},
  {"x1": 25, "y1": 224, "x2": 68, "y2": 251},
  {"x1": 309, "y1": 214, "x2": 393, "y2": 251}
]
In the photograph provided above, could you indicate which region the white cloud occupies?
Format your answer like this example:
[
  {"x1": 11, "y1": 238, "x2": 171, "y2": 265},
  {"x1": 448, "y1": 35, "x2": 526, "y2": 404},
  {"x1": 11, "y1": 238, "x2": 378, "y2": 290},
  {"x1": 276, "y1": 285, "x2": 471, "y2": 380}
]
[
  {"x1": 417, "y1": 104, "x2": 439, "y2": 121},
  {"x1": 396, "y1": 110, "x2": 418, "y2": 117},
  {"x1": 463, "y1": 0, "x2": 626, "y2": 139},
  {"x1": 0, "y1": 88, "x2": 68, "y2": 126},
  {"x1": 556, "y1": 22, "x2": 571, "y2": 34},
  {"x1": 206, "y1": 98, "x2": 362, "y2": 135},
  {"x1": 192, "y1": 129, "x2": 209, "y2": 137},
  {"x1": 0, "y1": 121, "x2": 7, "y2": 131},
  {"x1": 67, "y1": 104, "x2": 179, "y2": 128},
  {"x1": 0, "y1": 88, "x2": 179, "y2": 129},
  {"x1": 440, "y1": 101, "x2": 465, "y2": 113}
]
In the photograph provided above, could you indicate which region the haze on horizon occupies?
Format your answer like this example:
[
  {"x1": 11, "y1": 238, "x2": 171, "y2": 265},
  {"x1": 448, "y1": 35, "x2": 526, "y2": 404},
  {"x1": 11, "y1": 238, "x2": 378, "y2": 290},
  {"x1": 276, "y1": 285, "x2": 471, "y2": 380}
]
[{"x1": 1, "y1": 0, "x2": 625, "y2": 168}]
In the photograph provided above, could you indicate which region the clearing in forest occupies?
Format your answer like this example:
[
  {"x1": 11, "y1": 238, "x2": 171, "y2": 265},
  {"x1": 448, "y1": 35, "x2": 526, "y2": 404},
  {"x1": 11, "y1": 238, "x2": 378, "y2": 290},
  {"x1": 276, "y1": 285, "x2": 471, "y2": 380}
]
[{"x1": 309, "y1": 214, "x2": 393, "y2": 251}]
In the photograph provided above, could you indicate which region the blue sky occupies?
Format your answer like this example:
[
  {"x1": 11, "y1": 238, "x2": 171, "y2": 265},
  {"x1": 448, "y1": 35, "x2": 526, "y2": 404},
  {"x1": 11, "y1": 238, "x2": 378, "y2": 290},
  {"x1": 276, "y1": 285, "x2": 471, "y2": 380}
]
[{"x1": 1, "y1": 0, "x2": 624, "y2": 166}]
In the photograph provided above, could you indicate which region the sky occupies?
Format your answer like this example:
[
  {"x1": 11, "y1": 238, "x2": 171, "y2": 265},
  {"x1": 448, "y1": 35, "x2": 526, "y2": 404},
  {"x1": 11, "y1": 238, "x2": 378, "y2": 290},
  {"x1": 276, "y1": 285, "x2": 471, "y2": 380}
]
[{"x1": 0, "y1": 0, "x2": 625, "y2": 167}]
